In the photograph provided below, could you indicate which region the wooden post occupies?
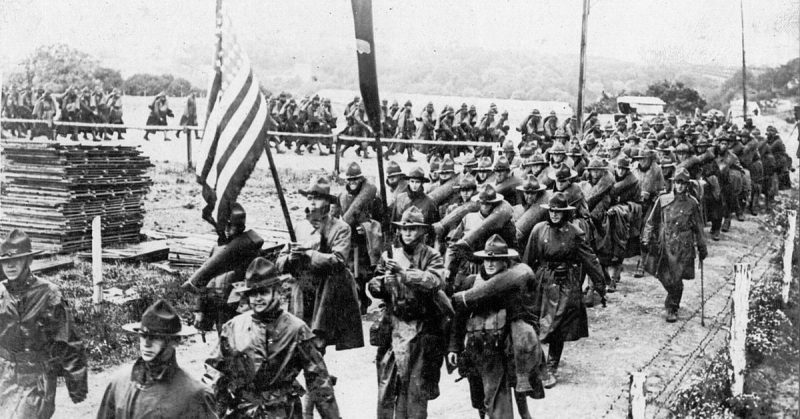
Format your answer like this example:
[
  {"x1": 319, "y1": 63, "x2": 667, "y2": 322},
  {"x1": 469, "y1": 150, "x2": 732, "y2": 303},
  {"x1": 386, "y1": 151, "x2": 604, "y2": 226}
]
[
  {"x1": 629, "y1": 372, "x2": 646, "y2": 419},
  {"x1": 740, "y1": 0, "x2": 748, "y2": 118},
  {"x1": 782, "y1": 210, "x2": 797, "y2": 305},
  {"x1": 333, "y1": 134, "x2": 341, "y2": 175},
  {"x1": 92, "y1": 216, "x2": 104, "y2": 305},
  {"x1": 730, "y1": 262, "x2": 751, "y2": 396},
  {"x1": 185, "y1": 127, "x2": 194, "y2": 171}
]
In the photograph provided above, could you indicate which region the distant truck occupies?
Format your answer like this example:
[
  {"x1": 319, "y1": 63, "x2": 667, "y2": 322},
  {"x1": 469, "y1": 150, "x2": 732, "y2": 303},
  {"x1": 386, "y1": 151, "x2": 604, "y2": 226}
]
[{"x1": 616, "y1": 96, "x2": 666, "y2": 117}]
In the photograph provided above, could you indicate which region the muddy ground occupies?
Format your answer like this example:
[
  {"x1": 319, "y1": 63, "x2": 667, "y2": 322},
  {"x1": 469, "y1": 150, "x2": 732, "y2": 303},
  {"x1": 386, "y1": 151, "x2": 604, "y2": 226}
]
[{"x1": 42, "y1": 115, "x2": 799, "y2": 418}]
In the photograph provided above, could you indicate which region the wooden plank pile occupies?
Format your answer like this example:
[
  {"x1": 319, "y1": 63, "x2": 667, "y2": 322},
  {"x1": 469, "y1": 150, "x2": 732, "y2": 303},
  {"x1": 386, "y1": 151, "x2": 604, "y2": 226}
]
[
  {"x1": 0, "y1": 139, "x2": 153, "y2": 253},
  {"x1": 148, "y1": 229, "x2": 288, "y2": 268}
]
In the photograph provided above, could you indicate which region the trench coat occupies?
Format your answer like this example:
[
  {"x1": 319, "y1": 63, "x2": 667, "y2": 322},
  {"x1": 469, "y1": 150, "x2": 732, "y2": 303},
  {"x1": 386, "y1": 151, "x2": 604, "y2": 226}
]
[
  {"x1": 523, "y1": 221, "x2": 606, "y2": 343},
  {"x1": 0, "y1": 275, "x2": 87, "y2": 419}
]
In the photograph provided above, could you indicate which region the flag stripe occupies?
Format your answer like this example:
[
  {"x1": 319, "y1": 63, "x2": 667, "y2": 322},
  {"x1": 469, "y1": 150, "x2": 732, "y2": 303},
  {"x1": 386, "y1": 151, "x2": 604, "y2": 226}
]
[{"x1": 214, "y1": 86, "x2": 262, "y2": 181}]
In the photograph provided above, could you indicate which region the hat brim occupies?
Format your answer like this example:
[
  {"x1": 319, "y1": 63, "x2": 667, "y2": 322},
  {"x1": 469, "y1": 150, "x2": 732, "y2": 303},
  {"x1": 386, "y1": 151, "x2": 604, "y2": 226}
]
[
  {"x1": 516, "y1": 185, "x2": 548, "y2": 193},
  {"x1": 436, "y1": 169, "x2": 456, "y2": 175},
  {"x1": 406, "y1": 176, "x2": 431, "y2": 183},
  {"x1": 541, "y1": 204, "x2": 575, "y2": 211},
  {"x1": 239, "y1": 274, "x2": 292, "y2": 293},
  {"x1": 121, "y1": 322, "x2": 199, "y2": 337},
  {"x1": 340, "y1": 173, "x2": 365, "y2": 181},
  {"x1": 298, "y1": 190, "x2": 337, "y2": 202},
  {"x1": 473, "y1": 249, "x2": 519, "y2": 259},
  {"x1": 0, "y1": 250, "x2": 43, "y2": 262},
  {"x1": 391, "y1": 221, "x2": 430, "y2": 228},
  {"x1": 548, "y1": 170, "x2": 578, "y2": 181}
]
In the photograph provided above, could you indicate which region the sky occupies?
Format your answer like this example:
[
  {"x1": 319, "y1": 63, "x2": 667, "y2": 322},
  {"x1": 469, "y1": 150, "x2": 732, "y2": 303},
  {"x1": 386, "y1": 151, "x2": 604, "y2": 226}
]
[{"x1": 0, "y1": 0, "x2": 797, "y2": 85}]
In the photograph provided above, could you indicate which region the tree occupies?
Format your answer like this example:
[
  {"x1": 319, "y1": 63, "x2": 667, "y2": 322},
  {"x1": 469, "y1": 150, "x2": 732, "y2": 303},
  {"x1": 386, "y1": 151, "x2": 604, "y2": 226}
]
[
  {"x1": 9, "y1": 44, "x2": 99, "y2": 92},
  {"x1": 92, "y1": 67, "x2": 124, "y2": 90},
  {"x1": 645, "y1": 80, "x2": 707, "y2": 115}
]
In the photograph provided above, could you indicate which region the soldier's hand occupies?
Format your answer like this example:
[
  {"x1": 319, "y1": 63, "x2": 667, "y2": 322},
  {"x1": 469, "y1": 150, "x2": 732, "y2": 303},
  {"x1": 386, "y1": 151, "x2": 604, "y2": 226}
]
[
  {"x1": 356, "y1": 225, "x2": 365, "y2": 235},
  {"x1": 698, "y1": 246, "x2": 708, "y2": 261},
  {"x1": 451, "y1": 291, "x2": 467, "y2": 311},
  {"x1": 447, "y1": 352, "x2": 458, "y2": 367},
  {"x1": 385, "y1": 259, "x2": 402, "y2": 274},
  {"x1": 367, "y1": 279, "x2": 382, "y2": 296}
]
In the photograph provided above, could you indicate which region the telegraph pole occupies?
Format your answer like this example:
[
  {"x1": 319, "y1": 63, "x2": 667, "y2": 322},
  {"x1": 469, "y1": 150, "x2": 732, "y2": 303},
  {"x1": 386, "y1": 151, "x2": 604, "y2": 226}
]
[
  {"x1": 577, "y1": 0, "x2": 590, "y2": 134},
  {"x1": 740, "y1": 0, "x2": 748, "y2": 118}
]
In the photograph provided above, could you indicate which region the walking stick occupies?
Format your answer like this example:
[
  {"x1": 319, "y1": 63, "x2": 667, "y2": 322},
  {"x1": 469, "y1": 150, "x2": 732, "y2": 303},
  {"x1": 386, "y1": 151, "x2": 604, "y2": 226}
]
[{"x1": 700, "y1": 259, "x2": 705, "y2": 327}]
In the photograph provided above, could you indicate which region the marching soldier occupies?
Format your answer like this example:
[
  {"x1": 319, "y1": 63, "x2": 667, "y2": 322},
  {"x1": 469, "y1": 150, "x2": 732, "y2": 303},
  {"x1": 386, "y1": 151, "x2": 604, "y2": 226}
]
[
  {"x1": 98, "y1": 300, "x2": 216, "y2": 419},
  {"x1": 206, "y1": 258, "x2": 341, "y2": 418},
  {"x1": 492, "y1": 156, "x2": 523, "y2": 207},
  {"x1": 182, "y1": 203, "x2": 264, "y2": 335},
  {"x1": 449, "y1": 235, "x2": 544, "y2": 419},
  {"x1": 522, "y1": 193, "x2": 608, "y2": 388},
  {"x1": 715, "y1": 135, "x2": 746, "y2": 230},
  {"x1": 0, "y1": 229, "x2": 88, "y2": 418},
  {"x1": 391, "y1": 167, "x2": 441, "y2": 229},
  {"x1": 427, "y1": 156, "x2": 459, "y2": 218},
  {"x1": 432, "y1": 175, "x2": 479, "y2": 255},
  {"x1": 514, "y1": 175, "x2": 552, "y2": 247},
  {"x1": 144, "y1": 92, "x2": 173, "y2": 141},
  {"x1": 603, "y1": 157, "x2": 641, "y2": 289},
  {"x1": 631, "y1": 149, "x2": 665, "y2": 277},
  {"x1": 369, "y1": 206, "x2": 447, "y2": 419},
  {"x1": 338, "y1": 162, "x2": 384, "y2": 313},
  {"x1": 472, "y1": 157, "x2": 495, "y2": 187},
  {"x1": 385, "y1": 160, "x2": 409, "y2": 207},
  {"x1": 641, "y1": 168, "x2": 707, "y2": 322}
]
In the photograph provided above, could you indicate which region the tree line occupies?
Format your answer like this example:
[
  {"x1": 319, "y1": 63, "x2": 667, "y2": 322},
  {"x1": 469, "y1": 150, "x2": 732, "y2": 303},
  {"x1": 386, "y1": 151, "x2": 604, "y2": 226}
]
[{"x1": 4, "y1": 44, "x2": 204, "y2": 96}]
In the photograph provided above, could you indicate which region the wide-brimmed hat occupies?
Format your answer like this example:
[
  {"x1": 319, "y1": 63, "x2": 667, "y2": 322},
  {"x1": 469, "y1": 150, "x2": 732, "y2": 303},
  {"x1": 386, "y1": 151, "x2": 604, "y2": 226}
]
[
  {"x1": 240, "y1": 257, "x2": 290, "y2": 292},
  {"x1": 493, "y1": 156, "x2": 511, "y2": 172},
  {"x1": 516, "y1": 175, "x2": 547, "y2": 193},
  {"x1": 632, "y1": 149, "x2": 656, "y2": 161},
  {"x1": 548, "y1": 165, "x2": 578, "y2": 182},
  {"x1": 584, "y1": 135, "x2": 598, "y2": 146},
  {"x1": 502, "y1": 139, "x2": 515, "y2": 152},
  {"x1": 474, "y1": 184, "x2": 504, "y2": 204},
  {"x1": 614, "y1": 157, "x2": 632, "y2": 170},
  {"x1": 437, "y1": 157, "x2": 456, "y2": 174},
  {"x1": 675, "y1": 143, "x2": 693, "y2": 154},
  {"x1": 429, "y1": 157, "x2": 442, "y2": 173},
  {"x1": 605, "y1": 138, "x2": 622, "y2": 150},
  {"x1": 300, "y1": 177, "x2": 337, "y2": 202},
  {"x1": 386, "y1": 160, "x2": 406, "y2": 179},
  {"x1": 228, "y1": 203, "x2": 247, "y2": 228},
  {"x1": 519, "y1": 144, "x2": 534, "y2": 158},
  {"x1": 522, "y1": 153, "x2": 548, "y2": 168},
  {"x1": 603, "y1": 122, "x2": 614, "y2": 131},
  {"x1": 0, "y1": 229, "x2": 42, "y2": 261},
  {"x1": 455, "y1": 174, "x2": 478, "y2": 191},
  {"x1": 406, "y1": 167, "x2": 430, "y2": 183},
  {"x1": 566, "y1": 146, "x2": 583, "y2": 157},
  {"x1": 341, "y1": 162, "x2": 364, "y2": 180},
  {"x1": 541, "y1": 192, "x2": 575, "y2": 211},
  {"x1": 473, "y1": 234, "x2": 518, "y2": 259},
  {"x1": 473, "y1": 157, "x2": 494, "y2": 173},
  {"x1": 586, "y1": 158, "x2": 609, "y2": 170},
  {"x1": 463, "y1": 157, "x2": 479, "y2": 170},
  {"x1": 392, "y1": 206, "x2": 429, "y2": 228},
  {"x1": 656, "y1": 141, "x2": 673, "y2": 152},
  {"x1": 122, "y1": 299, "x2": 198, "y2": 337},
  {"x1": 673, "y1": 167, "x2": 691, "y2": 183},
  {"x1": 548, "y1": 143, "x2": 567, "y2": 155},
  {"x1": 659, "y1": 156, "x2": 676, "y2": 168},
  {"x1": 695, "y1": 138, "x2": 710, "y2": 148},
  {"x1": 554, "y1": 128, "x2": 569, "y2": 139}
]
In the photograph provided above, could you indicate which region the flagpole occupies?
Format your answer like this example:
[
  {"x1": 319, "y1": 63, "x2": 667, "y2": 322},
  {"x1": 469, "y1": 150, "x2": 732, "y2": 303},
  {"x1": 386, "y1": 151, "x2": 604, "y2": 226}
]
[
  {"x1": 740, "y1": 0, "x2": 748, "y2": 118},
  {"x1": 263, "y1": 137, "x2": 296, "y2": 242},
  {"x1": 576, "y1": 0, "x2": 590, "y2": 135}
]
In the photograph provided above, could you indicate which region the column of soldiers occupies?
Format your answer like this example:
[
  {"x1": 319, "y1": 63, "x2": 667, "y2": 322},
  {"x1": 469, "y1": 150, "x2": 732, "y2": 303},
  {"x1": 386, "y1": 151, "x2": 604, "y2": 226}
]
[{"x1": 0, "y1": 105, "x2": 795, "y2": 418}]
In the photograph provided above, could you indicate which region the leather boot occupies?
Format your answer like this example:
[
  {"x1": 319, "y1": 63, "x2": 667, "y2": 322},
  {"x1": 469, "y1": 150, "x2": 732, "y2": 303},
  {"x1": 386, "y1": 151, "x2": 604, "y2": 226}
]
[
  {"x1": 666, "y1": 307, "x2": 678, "y2": 323},
  {"x1": 722, "y1": 218, "x2": 731, "y2": 232}
]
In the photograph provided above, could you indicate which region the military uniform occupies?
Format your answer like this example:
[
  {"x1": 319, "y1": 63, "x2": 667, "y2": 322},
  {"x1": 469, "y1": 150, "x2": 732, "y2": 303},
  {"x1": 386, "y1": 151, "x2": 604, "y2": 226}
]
[{"x1": 641, "y1": 168, "x2": 707, "y2": 321}]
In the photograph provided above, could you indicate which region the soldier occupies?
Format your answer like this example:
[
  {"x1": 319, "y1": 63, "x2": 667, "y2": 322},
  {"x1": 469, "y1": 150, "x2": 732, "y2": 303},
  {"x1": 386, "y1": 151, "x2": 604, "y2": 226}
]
[
  {"x1": 518, "y1": 108, "x2": 544, "y2": 147},
  {"x1": 715, "y1": 135, "x2": 746, "y2": 230},
  {"x1": 492, "y1": 156, "x2": 523, "y2": 206},
  {"x1": 641, "y1": 168, "x2": 707, "y2": 322},
  {"x1": 681, "y1": 140, "x2": 723, "y2": 240},
  {"x1": 0, "y1": 229, "x2": 87, "y2": 418},
  {"x1": 604, "y1": 138, "x2": 623, "y2": 165},
  {"x1": 734, "y1": 130, "x2": 762, "y2": 215},
  {"x1": 416, "y1": 102, "x2": 436, "y2": 158},
  {"x1": 765, "y1": 125, "x2": 792, "y2": 190},
  {"x1": 391, "y1": 167, "x2": 440, "y2": 227},
  {"x1": 432, "y1": 175, "x2": 480, "y2": 256},
  {"x1": 541, "y1": 143, "x2": 573, "y2": 189},
  {"x1": 427, "y1": 156, "x2": 459, "y2": 218},
  {"x1": 602, "y1": 157, "x2": 641, "y2": 289},
  {"x1": 385, "y1": 160, "x2": 409, "y2": 207},
  {"x1": 428, "y1": 157, "x2": 442, "y2": 184},
  {"x1": 756, "y1": 128, "x2": 778, "y2": 209},
  {"x1": 368, "y1": 206, "x2": 447, "y2": 419},
  {"x1": 392, "y1": 100, "x2": 417, "y2": 162},
  {"x1": 522, "y1": 152, "x2": 550, "y2": 185},
  {"x1": 206, "y1": 258, "x2": 341, "y2": 418},
  {"x1": 338, "y1": 162, "x2": 383, "y2": 313},
  {"x1": 514, "y1": 175, "x2": 552, "y2": 247},
  {"x1": 631, "y1": 149, "x2": 665, "y2": 277},
  {"x1": 31, "y1": 90, "x2": 60, "y2": 139},
  {"x1": 144, "y1": 92, "x2": 173, "y2": 141},
  {"x1": 182, "y1": 203, "x2": 264, "y2": 335},
  {"x1": 583, "y1": 134, "x2": 601, "y2": 157},
  {"x1": 449, "y1": 235, "x2": 544, "y2": 419},
  {"x1": 105, "y1": 89, "x2": 125, "y2": 140},
  {"x1": 472, "y1": 157, "x2": 495, "y2": 187},
  {"x1": 659, "y1": 156, "x2": 677, "y2": 193},
  {"x1": 177, "y1": 93, "x2": 198, "y2": 140},
  {"x1": 98, "y1": 300, "x2": 216, "y2": 419},
  {"x1": 522, "y1": 193, "x2": 608, "y2": 388}
]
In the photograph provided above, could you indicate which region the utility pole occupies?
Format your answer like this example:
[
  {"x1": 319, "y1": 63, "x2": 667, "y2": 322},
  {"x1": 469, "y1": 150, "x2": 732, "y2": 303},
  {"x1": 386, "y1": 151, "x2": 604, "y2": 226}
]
[
  {"x1": 577, "y1": 0, "x2": 590, "y2": 134},
  {"x1": 740, "y1": 0, "x2": 748, "y2": 118}
]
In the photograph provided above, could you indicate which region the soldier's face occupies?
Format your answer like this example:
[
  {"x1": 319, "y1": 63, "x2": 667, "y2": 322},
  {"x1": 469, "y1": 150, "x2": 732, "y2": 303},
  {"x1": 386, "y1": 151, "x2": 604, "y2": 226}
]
[
  {"x1": 589, "y1": 169, "x2": 603, "y2": 182},
  {"x1": 225, "y1": 224, "x2": 244, "y2": 239},
  {"x1": 674, "y1": 181, "x2": 688, "y2": 194},
  {"x1": 139, "y1": 335, "x2": 169, "y2": 362},
  {"x1": 718, "y1": 142, "x2": 729, "y2": 152},
  {"x1": 549, "y1": 210, "x2": 564, "y2": 224},
  {"x1": 460, "y1": 189, "x2": 474, "y2": 202},
  {"x1": 495, "y1": 170, "x2": 509, "y2": 182},
  {"x1": 615, "y1": 167, "x2": 628, "y2": 178},
  {"x1": 400, "y1": 226, "x2": 423, "y2": 245},
  {"x1": 555, "y1": 179, "x2": 570, "y2": 191},
  {"x1": 408, "y1": 179, "x2": 423, "y2": 192},
  {"x1": 1, "y1": 256, "x2": 30, "y2": 281},
  {"x1": 309, "y1": 197, "x2": 330, "y2": 212},
  {"x1": 524, "y1": 191, "x2": 539, "y2": 206},
  {"x1": 439, "y1": 172, "x2": 453, "y2": 182},
  {"x1": 484, "y1": 259, "x2": 507, "y2": 275},
  {"x1": 249, "y1": 287, "x2": 278, "y2": 314},
  {"x1": 386, "y1": 176, "x2": 399, "y2": 188},
  {"x1": 638, "y1": 159, "x2": 651, "y2": 170},
  {"x1": 552, "y1": 154, "x2": 565, "y2": 164}
]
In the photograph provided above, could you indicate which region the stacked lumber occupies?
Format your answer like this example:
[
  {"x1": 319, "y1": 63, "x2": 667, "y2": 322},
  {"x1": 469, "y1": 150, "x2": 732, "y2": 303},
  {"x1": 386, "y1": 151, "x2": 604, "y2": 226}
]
[
  {"x1": 149, "y1": 229, "x2": 288, "y2": 268},
  {"x1": 0, "y1": 139, "x2": 153, "y2": 253}
]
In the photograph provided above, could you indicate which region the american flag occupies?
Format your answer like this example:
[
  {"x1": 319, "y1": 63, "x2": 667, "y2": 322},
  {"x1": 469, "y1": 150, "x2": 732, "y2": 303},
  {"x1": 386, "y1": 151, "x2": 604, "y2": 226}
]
[{"x1": 197, "y1": 6, "x2": 269, "y2": 239}]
